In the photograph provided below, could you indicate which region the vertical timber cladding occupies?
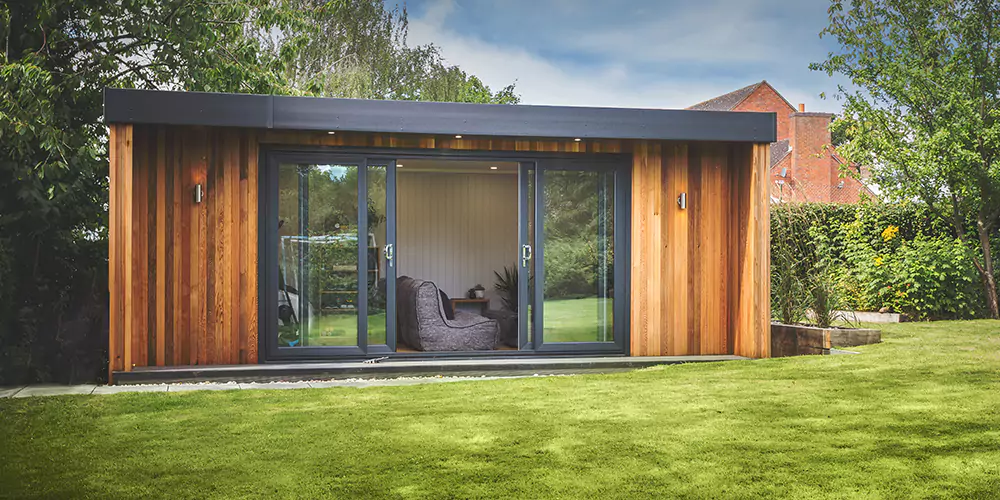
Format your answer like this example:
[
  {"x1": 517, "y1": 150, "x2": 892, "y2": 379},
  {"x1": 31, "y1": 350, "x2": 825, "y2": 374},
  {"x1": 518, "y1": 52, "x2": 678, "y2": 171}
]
[
  {"x1": 109, "y1": 125, "x2": 770, "y2": 374},
  {"x1": 630, "y1": 141, "x2": 770, "y2": 357},
  {"x1": 108, "y1": 124, "x2": 259, "y2": 373},
  {"x1": 108, "y1": 127, "x2": 624, "y2": 373}
]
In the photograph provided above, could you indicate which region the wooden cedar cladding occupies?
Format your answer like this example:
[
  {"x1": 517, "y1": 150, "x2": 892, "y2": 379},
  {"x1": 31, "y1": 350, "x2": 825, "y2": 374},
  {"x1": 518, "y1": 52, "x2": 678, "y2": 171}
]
[
  {"x1": 108, "y1": 124, "x2": 259, "y2": 378},
  {"x1": 108, "y1": 125, "x2": 769, "y2": 377},
  {"x1": 630, "y1": 142, "x2": 770, "y2": 358}
]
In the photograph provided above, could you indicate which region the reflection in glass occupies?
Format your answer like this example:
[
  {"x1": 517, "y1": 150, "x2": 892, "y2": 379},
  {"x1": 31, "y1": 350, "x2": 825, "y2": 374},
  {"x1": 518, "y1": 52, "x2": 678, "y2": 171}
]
[
  {"x1": 367, "y1": 164, "x2": 388, "y2": 346},
  {"x1": 277, "y1": 163, "x2": 360, "y2": 347},
  {"x1": 526, "y1": 168, "x2": 535, "y2": 346},
  {"x1": 542, "y1": 169, "x2": 614, "y2": 342}
]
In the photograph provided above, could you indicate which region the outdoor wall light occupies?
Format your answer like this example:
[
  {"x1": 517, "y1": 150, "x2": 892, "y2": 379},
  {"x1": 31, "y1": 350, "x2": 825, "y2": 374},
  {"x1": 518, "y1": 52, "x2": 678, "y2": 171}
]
[
  {"x1": 194, "y1": 183, "x2": 204, "y2": 204},
  {"x1": 677, "y1": 192, "x2": 687, "y2": 210}
]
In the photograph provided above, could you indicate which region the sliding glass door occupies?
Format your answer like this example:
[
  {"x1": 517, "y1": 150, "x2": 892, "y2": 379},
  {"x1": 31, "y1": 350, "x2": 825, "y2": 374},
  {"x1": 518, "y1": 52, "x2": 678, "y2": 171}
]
[
  {"x1": 522, "y1": 160, "x2": 628, "y2": 353},
  {"x1": 264, "y1": 151, "x2": 625, "y2": 361},
  {"x1": 264, "y1": 153, "x2": 396, "y2": 360}
]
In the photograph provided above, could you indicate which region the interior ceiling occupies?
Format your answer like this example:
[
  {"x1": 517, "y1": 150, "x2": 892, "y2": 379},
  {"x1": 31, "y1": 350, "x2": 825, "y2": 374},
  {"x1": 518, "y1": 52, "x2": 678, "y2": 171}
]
[{"x1": 395, "y1": 159, "x2": 518, "y2": 174}]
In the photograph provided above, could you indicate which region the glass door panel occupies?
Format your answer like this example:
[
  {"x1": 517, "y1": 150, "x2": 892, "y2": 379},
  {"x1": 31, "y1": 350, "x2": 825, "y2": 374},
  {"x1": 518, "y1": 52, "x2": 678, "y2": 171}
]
[
  {"x1": 366, "y1": 161, "x2": 396, "y2": 352},
  {"x1": 534, "y1": 166, "x2": 622, "y2": 351},
  {"x1": 275, "y1": 161, "x2": 364, "y2": 353},
  {"x1": 518, "y1": 163, "x2": 535, "y2": 349}
]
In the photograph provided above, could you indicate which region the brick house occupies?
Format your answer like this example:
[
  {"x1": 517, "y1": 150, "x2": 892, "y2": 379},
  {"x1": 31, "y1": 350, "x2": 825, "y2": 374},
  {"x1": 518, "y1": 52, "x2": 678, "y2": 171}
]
[{"x1": 689, "y1": 81, "x2": 874, "y2": 203}]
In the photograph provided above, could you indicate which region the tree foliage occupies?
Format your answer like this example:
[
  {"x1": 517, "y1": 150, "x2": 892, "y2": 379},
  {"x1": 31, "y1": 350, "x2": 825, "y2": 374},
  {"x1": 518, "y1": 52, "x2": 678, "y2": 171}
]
[
  {"x1": 278, "y1": 0, "x2": 518, "y2": 103},
  {"x1": 771, "y1": 202, "x2": 991, "y2": 321},
  {"x1": 0, "y1": 0, "x2": 518, "y2": 384},
  {"x1": 812, "y1": 0, "x2": 1000, "y2": 318}
]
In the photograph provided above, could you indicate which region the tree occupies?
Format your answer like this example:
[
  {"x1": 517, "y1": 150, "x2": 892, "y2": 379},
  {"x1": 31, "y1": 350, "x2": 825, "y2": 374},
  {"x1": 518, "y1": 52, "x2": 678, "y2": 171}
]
[
  {"x1": 276, "y1": 0, "x2": 518, "y2": 104},
  {"x1": 1, "y1": 0, "x2": 305, "y2": 383},
  {"x1": 0, "y1": 0, "x2": 518, "y2": 383},
  {"x1": 812, "y1": 0, "x2": 1000, "y2": 318}
]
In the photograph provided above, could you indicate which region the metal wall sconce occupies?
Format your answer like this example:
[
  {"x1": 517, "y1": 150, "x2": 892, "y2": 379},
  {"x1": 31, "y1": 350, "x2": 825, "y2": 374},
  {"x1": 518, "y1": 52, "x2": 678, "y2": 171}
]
[
  {"x1": 194, "y1": 183, "x2": 204, "y2": 204},
  {"x1": 677, "y1": 192, "x2": 687, "y2": 210}
]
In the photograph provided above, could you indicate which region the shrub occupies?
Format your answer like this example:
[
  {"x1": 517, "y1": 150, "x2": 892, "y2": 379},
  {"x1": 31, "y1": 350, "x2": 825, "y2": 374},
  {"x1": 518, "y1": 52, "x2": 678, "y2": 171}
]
[
  {"x1": 544, "y1": 239, "x2": 597, "y2": 299},
  {"x1": 770, "y1": 204, "x2": 812, "y2": 324},
  {"x1": 772, "y1": 201, "x2": 991, "y2": 321},
  {"x1": 770, "y1": 204, "x2": 849, "y2": 327},
  {"x1": 842, "y1": 229, "x2": 981, "y2": 320},
  {"x1": 805, "y1": 226, "x2": 850, "y2": 328}
]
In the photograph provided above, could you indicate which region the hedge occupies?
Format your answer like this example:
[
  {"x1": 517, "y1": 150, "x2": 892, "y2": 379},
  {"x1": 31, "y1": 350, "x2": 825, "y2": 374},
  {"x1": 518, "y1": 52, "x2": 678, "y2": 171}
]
[{"x1": 770, "y1": 202, "x2": 996, "y2": 321}]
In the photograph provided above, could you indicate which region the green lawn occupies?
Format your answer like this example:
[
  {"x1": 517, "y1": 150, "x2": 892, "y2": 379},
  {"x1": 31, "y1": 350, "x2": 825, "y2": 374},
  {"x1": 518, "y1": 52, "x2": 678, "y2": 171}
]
[
  {"x1": 301, "y1": 312, "x2": 387, "y2": 346},
  {"x1": 300, "y1": 297, "x2": 611, "y2": 347},
  {"x1": 3, "y1": 321, "x2": 1000, "y2": 498},
  {"x1": 542, "y1": 297, "x2": 614, "y2": 342}
]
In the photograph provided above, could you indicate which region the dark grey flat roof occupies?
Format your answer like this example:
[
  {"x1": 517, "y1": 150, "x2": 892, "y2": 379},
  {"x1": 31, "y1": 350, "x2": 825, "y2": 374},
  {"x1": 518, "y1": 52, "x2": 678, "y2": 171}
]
[{"x1": 104, "y1": 88, "x2": 776, "y2": 143}]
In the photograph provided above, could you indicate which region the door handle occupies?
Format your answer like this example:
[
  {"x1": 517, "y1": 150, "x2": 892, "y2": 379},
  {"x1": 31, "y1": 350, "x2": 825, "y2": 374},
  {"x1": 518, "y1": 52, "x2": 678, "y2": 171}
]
[
  {"x1": 384, "y1": 244, "x2": 394, "y2": 268},
  {"x1": 521, "y1": 244, "x2": 532, "y2": 268}
]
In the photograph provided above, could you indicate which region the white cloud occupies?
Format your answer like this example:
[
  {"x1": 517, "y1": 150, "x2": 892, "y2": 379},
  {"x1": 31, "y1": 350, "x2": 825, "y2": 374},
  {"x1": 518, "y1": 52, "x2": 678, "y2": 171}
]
[
  {"x1": 407, "y1": 0, "x2": 842, "y2": 112},
  {"x1": 565, "y1": 2, "x2": 782, "y2": 65}
]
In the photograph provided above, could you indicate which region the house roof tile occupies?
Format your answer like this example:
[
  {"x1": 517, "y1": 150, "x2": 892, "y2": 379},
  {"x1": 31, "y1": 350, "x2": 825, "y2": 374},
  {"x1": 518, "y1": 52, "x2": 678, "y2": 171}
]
[
  {"x1": 687, "y1": 81, "x2": 763, "y2": 111},
  {"x1": 769, "y1": 139, "x2": 790, "y2": 168}
]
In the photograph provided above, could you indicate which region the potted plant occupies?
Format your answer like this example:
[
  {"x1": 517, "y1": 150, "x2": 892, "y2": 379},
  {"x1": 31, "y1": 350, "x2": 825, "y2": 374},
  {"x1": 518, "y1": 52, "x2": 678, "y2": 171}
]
[
  {"x1": 493, "y1": 265, "x2": 519, "y2": 312},
  {"x1": 469, "y1": 284, "x2": 486, "y2": 299}
]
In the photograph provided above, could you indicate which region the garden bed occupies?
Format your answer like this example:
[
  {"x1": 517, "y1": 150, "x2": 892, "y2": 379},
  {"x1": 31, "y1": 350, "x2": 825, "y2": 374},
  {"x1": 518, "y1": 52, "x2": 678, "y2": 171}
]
[{"x1": 771, "y1": 323, "x2": 881, "y2": 357}]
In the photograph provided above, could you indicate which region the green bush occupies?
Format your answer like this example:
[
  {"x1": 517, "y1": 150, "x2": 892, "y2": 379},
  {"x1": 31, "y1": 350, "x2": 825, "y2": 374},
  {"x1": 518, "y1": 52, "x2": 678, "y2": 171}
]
[
  {"x1": 544, "y1": 239, "x2": 597, "y2": 299},
  {"x1": 841, "y1": 221, "x2": 980, "y2": 320},
  {"x1": 772, "y1": 202, "x2": 991, "y2": 321},
  {"x1": 771, "y1": 202, "x2": 952, "y2": 265}
]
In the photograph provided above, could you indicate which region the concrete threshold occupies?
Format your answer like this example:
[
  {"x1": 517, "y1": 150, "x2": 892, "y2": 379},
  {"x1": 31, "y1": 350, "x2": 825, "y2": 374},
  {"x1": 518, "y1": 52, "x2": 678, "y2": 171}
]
[{"x1": 113, "y1": 355, "x2": 747, "y2": 385}]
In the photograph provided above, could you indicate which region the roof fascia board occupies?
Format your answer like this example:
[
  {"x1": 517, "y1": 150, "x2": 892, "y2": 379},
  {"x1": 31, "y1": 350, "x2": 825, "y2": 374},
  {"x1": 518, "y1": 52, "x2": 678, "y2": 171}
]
[{"x1": 104, "y1": 88, "x2": 777, "y2": 143}]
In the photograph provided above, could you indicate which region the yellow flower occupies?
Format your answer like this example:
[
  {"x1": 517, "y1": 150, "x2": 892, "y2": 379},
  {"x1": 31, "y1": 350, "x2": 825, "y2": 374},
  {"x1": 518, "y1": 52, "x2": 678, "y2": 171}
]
[
  {"x1": 881, "y1": 225, "x2": 899, "y2": 242},
  {"x1": 874, "y1": 256, "x2": 884, "y2": 266}
]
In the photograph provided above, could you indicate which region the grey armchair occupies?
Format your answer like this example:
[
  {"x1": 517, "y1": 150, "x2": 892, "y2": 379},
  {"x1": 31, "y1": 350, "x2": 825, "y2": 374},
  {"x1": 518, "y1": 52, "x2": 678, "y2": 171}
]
[{"x1": 396, "y1": 276, "x2": 500, "y2": 351}]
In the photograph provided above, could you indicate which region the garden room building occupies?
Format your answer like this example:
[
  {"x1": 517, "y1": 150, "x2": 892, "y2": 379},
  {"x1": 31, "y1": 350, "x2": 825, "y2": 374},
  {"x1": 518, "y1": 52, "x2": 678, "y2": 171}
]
[{"x1": 104, "y1": 89, "x2": 774, "y2": 383}]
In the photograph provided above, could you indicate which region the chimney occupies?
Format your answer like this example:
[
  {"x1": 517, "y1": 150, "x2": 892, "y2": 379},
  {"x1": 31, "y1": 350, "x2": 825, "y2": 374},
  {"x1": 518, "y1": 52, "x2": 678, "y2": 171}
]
[
  {"x1": 798, "y1": 103, "x2": 805, "y2": 112},
  {"x1": 790, "y1": 109, "x2": 835, "y2": 202}
]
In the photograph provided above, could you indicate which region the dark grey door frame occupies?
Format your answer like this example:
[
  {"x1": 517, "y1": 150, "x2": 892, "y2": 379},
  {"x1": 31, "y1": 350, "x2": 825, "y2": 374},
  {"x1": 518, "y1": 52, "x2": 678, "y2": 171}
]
[
  {"x1": 369, "y1": 159, "x2": 398, "y2": 355},
  {"x1": 529, "y1": 159, "x2": 630, "y2": 354},
  {"x1": 262, "y1": 151, "x2": 391, "y2": 361},
  {"x1": 260, "y1": 146, "x2": 630, "y2": 362},
  {"x1": 517, "y1": 162, "x2": 535, "y2": 351}
]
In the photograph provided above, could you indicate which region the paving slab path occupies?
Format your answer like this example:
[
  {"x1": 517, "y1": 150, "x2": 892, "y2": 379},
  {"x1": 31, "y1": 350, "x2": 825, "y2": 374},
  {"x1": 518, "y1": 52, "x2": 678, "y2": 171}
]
[{"x1": 0, "y1": 375, "x2": 543, "y2": 398}]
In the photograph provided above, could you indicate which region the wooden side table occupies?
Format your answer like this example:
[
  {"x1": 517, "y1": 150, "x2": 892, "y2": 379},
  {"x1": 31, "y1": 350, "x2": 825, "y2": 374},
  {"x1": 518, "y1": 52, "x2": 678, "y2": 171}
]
[{"x1": 451, "y1": 298, "x2": 490, "y2": 316}]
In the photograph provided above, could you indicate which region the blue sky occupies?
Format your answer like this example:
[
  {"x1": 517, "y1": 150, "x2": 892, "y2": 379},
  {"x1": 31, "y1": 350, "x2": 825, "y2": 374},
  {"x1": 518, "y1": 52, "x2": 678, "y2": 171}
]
[{"x1": 394, "y1": 0, "x2": 847, "y2": 112}]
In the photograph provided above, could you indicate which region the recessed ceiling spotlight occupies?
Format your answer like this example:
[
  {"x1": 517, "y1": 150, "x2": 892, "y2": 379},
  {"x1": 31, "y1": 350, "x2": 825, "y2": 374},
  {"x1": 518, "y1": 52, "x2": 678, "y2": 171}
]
[
  {"x1": 490, "y1": 166, "x2": 498, "y2": 170},
  {"x1": 397, "y1": 163, "x2": 403, "y2": 168},
  {"x1": 327, "y1": 131, "x2": 336, "y2": 135},
  {"x1": 574, "y1": 138, "x2": 582, "y2": 142},
  {"x1": 455, "y1": 134, "x2": 463, "y2": 139}
]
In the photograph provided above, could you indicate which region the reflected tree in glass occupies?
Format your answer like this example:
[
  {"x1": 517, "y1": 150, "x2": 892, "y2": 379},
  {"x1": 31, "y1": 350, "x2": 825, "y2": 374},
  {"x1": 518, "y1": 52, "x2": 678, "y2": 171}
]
[
  {"x1": 367, "y1": 164, "x2": 388, "y2": 346},
  {"x1": 276, "y1": 164, "x2": 361, "y2": 348},
  {"x1": 542, "y1": 169, "x2": 614, "y2": 342}
]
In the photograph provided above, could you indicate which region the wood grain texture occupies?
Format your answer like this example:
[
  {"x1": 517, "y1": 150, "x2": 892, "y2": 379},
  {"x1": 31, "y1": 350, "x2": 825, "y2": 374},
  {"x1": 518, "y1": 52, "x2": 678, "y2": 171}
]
[
  {"x1": 258, "y1": 131, "x2": 624, "y2": 154},
  {"x1": 108, "y1": 125, "x2": 260, "y2": 371},
  {"x1": 109, "y1": 126, "x2": 770, "y2": 373},
  {"x1": 108, "y1": 124, "x2": 133, "y2": 380},
  {"x1": 396, "y1": 171, "x2": 519, "y2": 303},
  {"x1": 630, "y1": 140, "x2": 770, "y2": 357},
  {"x1": 734, "y1": 143, "x2": 771, "y2": 358}
]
